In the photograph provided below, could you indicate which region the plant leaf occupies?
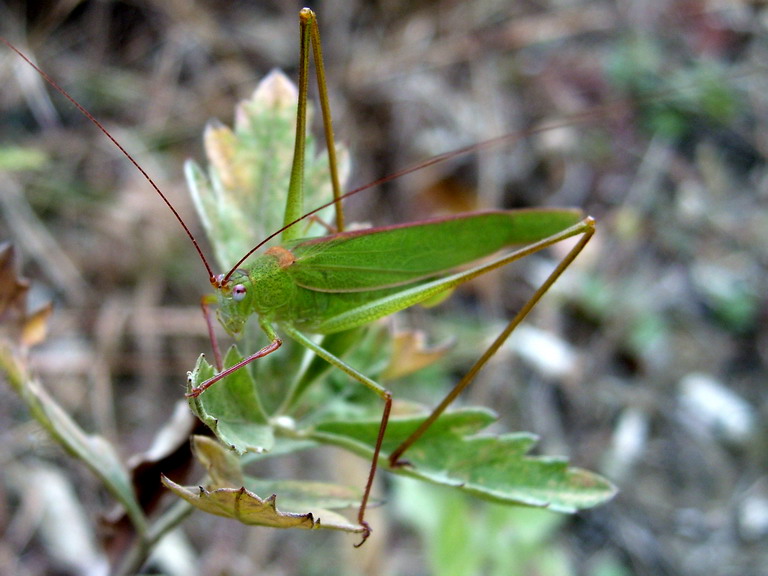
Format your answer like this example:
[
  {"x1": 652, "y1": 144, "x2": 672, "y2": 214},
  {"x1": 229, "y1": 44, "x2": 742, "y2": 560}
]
[
  {"x1": 313, "y1": 407, "x2": 617, "y2": 511},
  {"x1": 185, "y1": 70, "x2": 350, "y2": 271},
  {"x1": 187, "y1": 347, "x2": 273, "y2": 454},
  {"x1": 381, "y1": 329, "x2": 452, "y2": 380},
  {"x1": 161, "y1": 477, "x2": 364, "y2": 534},
  {"x1": 176, "y1": 434, "x2": 368, "y2": 534},
  {"x1": 0, "y1": 346, "x2": 147, "y2": 533},
  {"x1": 0, "y1": 244, "x2": 147, "y2": 533},
  {"x1": 191, "y1": 435, "x2": 365, "y2": 511},
  {"x1": 191, "y1": 435, "x2": 245, "y2": 486},
  {"x1": 0, "y1": 243, "x2": 53, "y2": 349}
]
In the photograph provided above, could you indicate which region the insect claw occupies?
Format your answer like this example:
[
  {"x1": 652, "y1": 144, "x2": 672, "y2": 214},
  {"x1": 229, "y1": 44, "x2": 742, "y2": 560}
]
[
  {"x1": 353, "y1": 521, "x2": 372, "y2": 548},
  {"x1": 392, "y1": 459, "x2": 412, "y2": 469}
]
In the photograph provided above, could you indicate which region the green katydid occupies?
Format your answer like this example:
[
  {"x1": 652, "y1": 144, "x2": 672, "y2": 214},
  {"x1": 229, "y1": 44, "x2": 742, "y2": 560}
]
[
  {"x1": 1, "y1": 8, "x2": 595, "y2": 545},
  {"x1": 184, "y1": 9, "x2": 595, "y2": 544}
]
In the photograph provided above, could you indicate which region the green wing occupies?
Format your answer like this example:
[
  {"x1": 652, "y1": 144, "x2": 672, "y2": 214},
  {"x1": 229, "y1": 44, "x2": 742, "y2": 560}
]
[{"x1": 286, "y1": 209, "x2": 582, "y2": 292}]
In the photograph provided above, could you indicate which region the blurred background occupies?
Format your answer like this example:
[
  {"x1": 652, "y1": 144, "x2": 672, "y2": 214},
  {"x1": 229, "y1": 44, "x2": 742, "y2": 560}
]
[{"x1": 0, "y1": 1, "x2": 766, "y2": 575}]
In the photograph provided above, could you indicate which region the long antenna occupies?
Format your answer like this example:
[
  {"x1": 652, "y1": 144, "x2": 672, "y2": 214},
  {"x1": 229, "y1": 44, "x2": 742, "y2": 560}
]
[
  {"x1": 222, "y1": 58, "x2": 764, "y2": 280},
  {"x1": 1, "y1": 37, "x2": 216, "y2": 283},
  {"x1": 223, "y1": 103, "x2": 615, "y2": 279}
]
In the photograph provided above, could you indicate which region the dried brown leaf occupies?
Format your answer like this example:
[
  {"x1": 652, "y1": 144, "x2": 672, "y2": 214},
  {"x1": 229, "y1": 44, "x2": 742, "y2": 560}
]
[
  {"x1": 381, "y1": 329, "x2": 453, "y2": 380},
  {"x1": 0, "y1": 243, "x2": 52, "y2": 351}
]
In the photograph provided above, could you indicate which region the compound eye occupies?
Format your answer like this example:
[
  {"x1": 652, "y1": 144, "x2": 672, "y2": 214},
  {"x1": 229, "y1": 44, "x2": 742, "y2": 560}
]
[{"x1": 232, "y1": 284, "x2": 247, "y2": 302}]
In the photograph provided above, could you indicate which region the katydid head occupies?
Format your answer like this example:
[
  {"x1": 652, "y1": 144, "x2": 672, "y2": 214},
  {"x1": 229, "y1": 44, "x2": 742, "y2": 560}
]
[
  {"x1": 213, "y1": 270, "x2": 252, "y2": 338},
  {"x1": 214, "y1": 249, "x2": 297, "y2": 338}
]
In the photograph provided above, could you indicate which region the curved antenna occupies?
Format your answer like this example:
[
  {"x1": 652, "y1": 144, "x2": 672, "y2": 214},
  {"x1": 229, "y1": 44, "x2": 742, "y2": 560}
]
[
  {"x1": 224, "y1": 55, "x2": 767, "y2": 281},
  {"x1": 1, "y1": 37, "x2": 216, "y2": 282},
  {"x1": 222, "y1": 104, "x2": 610, "y2": 282}
]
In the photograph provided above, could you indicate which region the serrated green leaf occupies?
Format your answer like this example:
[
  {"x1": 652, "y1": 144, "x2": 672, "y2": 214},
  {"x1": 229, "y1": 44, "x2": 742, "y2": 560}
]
[
  {"x1": 313, "y1": 408, "x2": 617, "y2": 512},
  {"x1": 187, "y1": 347, "x2": 273, "y2": 454}
]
